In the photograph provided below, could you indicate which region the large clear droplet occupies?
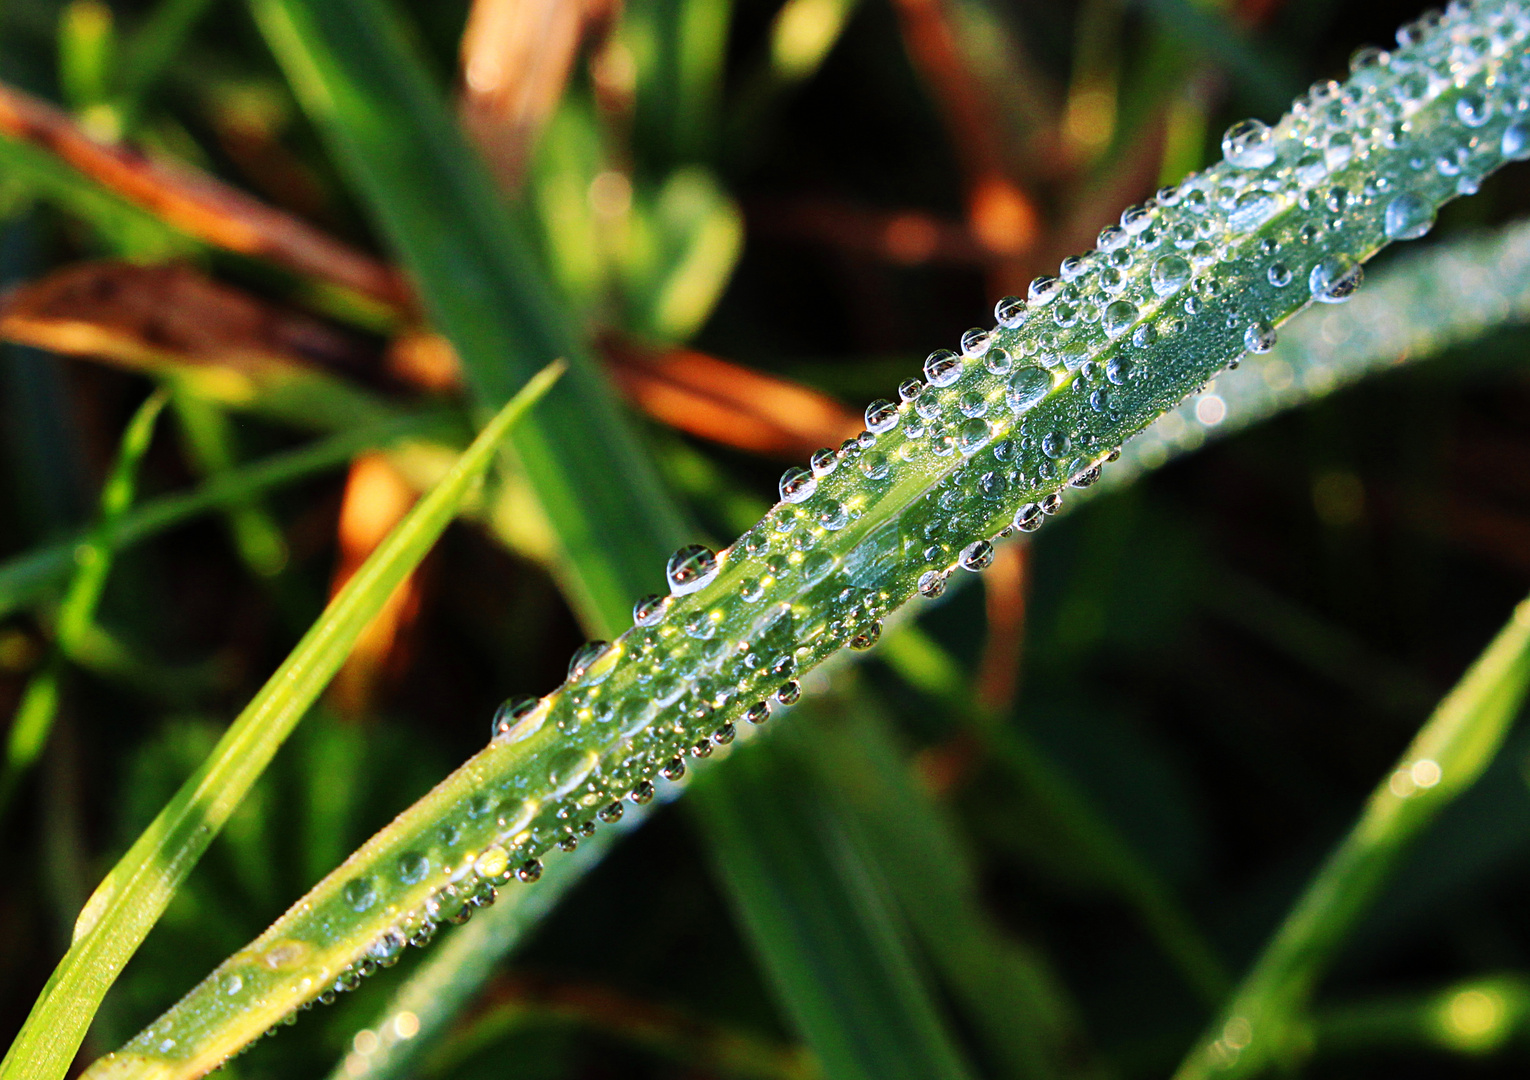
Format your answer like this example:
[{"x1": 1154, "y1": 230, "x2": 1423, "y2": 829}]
[
  {"x1": 1228, "y1": 190, "x2": 1277, "y2": 232},
  {"x1": 666, "y1": 544, "x2": 719, "y2": 596},
  {"x1": 924, "y1": 349, "x2": 962, "y2": 387},
  {"x1": 1102, "y1": 300, "x2": 1138, "y2": 338},
  {"x1": 1006, "y1": 366, "x2": 1051, "y2": 413},
  {"x1": 1383, "y1": 193, "x2": 1435, "y2": 240},
  {"x1": 1504, "y1": 122, "x2": 1530, "y2": 161},
  {"x1": 1244, "y1": 320, "x2": 1277, "y2": 354},
  {"x1": 779, "y1": 467, "x2": 817, "y2": 504},
  {"x1": 1308, "y1": 255, "x2": 1362, "y2": 304},
  {"x1": 864, "y1": 399, "x2": 899, "y2": 433},
  {"x1": 1150, "y1": 254, "x2": 1191, "y2": 297},
  {"x1": 1221, "y1": 118, "x2": 1276, "y2": 169}
]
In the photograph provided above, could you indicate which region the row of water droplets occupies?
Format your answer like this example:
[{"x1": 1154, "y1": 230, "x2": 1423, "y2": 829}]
[{"x1": 98, "y1": 4, "x2": 1530, "y2": 1074}]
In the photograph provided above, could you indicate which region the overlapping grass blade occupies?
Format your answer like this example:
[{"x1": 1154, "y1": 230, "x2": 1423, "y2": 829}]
[
  {"x1": 0, "y1": 387, "x2": 168, "y2": 813},
  {"x1": 0, "y1": 361, "x2": 563, "y2": 1080},
  {"x1": 1174, "y1": 593, "x2": 1530, "y2": 1079}
]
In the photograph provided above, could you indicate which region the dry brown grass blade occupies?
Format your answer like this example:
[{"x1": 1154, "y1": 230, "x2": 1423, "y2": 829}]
[
  {"x1": 459, "y1": 0, "x2": 619, "y2": 191},
  {"x1": 603, "y1": 336, "x2": 864, "y2": 458},
  {"x1": 0, "y1": 83, "x2": 410, "y2": 308},
  {"x1": 0, "y1": 260, "x2": 369, "y2": 379}
]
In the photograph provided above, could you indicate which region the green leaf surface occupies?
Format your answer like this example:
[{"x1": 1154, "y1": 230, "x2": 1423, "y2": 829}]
[{"x1": 0, "y1": 360, "x2": 563, "y2": 1080}]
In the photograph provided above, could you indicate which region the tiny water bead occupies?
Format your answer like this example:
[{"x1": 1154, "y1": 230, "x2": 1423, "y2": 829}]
[
  {"x1": 1244, "y1": 320, "x2": 1278, "y2": 354},
  {"x1": 1222, "y1": 118, "x2": 1278, "y2": 169},
  {"x1": 1384, "y1": 192, "x2": 1437, "y2": 240},
  {"x1": 779, "y1": 467, "x2": 817, "y2": 504},
  {"x1": 632, "y1": 593, "x2": 666, "y2": 627},
  {"x1": 1102, "y1": 300, "x2": 1139, "y2": 337},
  {"x1": 924, "y1": 349, "x2": 963, "y2": 387},
  {"x1": 567, "y1": 640, "x2": 610, "y2": 680},
  {"x1": 865, "y1": 399, "x2": 899, "y2": 433},
  {"x1": 491, "y1": 696, "x2": 538, "y2": 739},
  {"x1": 1309, "y1": 255, "x2": 1364, "y2": 303},
  {"x1": 666, "y1": 544, "x2": 719, "y2": 595},
  {"x1": 343, "y1": 878, "x2": 377, "y2": 913},
  {"x1": 1151, "y1": 254, "x2": 1192, "y2": 297}
]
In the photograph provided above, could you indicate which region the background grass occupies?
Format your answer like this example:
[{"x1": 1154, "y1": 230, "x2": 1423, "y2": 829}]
[{"x1": 1, "y1": 0, "x2": 1530, "y2": 1078}]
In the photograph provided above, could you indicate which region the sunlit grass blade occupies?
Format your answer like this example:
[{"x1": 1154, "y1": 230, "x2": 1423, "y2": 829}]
[
  {"x1": 0, "y1": 387, "x2": 168, "y2": 814},
  {"x1": 693, "y1": 731, "x2": 980, "y2": 1080},
  {"x1": 322, "y1": 802, "x2": 657, "y2": 1080},
  {"x1": 0, "y1": 361, "x2": 563, "y2": 1080},
  {"x1": 0, "y1": 410, "x2": 446, "y2": 620},
  {"x1": 1173, "y1": 594, "x2": 1530, "y2": 1080}
]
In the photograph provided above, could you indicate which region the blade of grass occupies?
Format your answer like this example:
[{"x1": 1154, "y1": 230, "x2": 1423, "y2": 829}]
[
  {"x1": 0, "y1": 409, "x2": 446, "y2": 620},
  {"x1": 0, "y1": 361, "x2": 563, "y2": 1080},
  {"x1": 249, "y1": 0, "x2": 688, "y2": 626},
  {"x1": 1313, "y1": 975, "x2": 1530, "y2": 1059},
  {"x1": 244, "y1": 8, "x2": 985, "y2": 1080},
  {"x1": 0, "y1": 387, "x2": 168, "y2": 815},
  {"x1": 114, "y1": 0, "x2": 222, "y2": 134},
  {"x1": 798, "y1": 680, "x2": 1090, "y2": 1080},
  {"x1": 693, "y1": 731, "x2": 978, "y2": 1080},
  {"x1": 1173, "y1": 594, "x2": 1530, "y2": 1080}
]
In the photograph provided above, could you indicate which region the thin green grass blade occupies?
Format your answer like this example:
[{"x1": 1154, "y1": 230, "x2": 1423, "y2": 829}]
[
  {"x1": 0, "y1": 387, "x2": 168, "y2": 813},
  {"x1": 113, "y1": 0, "x2": 221, "y2": 133},
  {"x1": 1313, "y1": 975, "x2": 1530, "y2": 1059},
  {"x1": 692, "y1": 731, "x2": 978, "y2": 1080},
  {"x1": 0, "y1": 361, "x2": 563, "y2": 1080},
  {"x1": 1173, "y1": 594, "x2": 1530, "y2": 1080},
  {"x1": 0, "y1": 410, "x2": 446, "y2": 620},
  {"x1": 248, "y1": 0, "x2": 688, "y2": 628}
]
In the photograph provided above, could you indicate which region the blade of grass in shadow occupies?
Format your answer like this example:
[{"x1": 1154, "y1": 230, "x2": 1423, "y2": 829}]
[
  {"x1": 113, "y1": 0, "x2": 221, "y2": 134},
  {"x1": 1173, "y1": 594, "x2": 1530, "y2": 1080},
  {"x1": 797, "y1": 679, "x2": 1091, "y2": 1080},
  {"x1": 0, "y1": 387, "x2": 168, "y2": 815},
  {"x1": 0, "y1": 410, "x2": 446, "y2": 620},
  {"x1": 1312, "y1": 975, "x2": 1530, "y2": 1060},
  {"x1": 878, "y1": 625, "x2": 1230, "y2": 1005},
  {"x1": 692, "y1": 731, "x2": 978, "y2": 1080},
  {"x1": 0, "y1": 361, "x2": 563, "y2": 1080}
]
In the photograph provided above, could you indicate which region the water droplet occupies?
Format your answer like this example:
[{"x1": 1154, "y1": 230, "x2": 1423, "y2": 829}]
[
  {"x1": 1121, "y1": 204, "x2": 1153, "y2": 234},
  {"x1": 547, "y1": 747, "x2": 597, "y2": 798},
  {"x1": 1102, "y1": 300, "x2": 1139, "y2": 338},
  {"x1": 516, "y1": 859, "x2": 543, "y2": 883},
  {"x1": 958, "y1": 418, "x2": 992, "y2": 454},
  {"x1": 474, "y1": 846, "x2": 510, "y2": 881},
  {"x1": 1097, "y1": 224, "x2": 1128, "y2": 250},
  {"x1": 1382, "y1": 192, "x2": 1435, "y2": 241},
  {"x1": 398, "y1": 852, "x2": 429, "y2": 884},
  {"x1": 865, "y1": 399, "x2": 899, "y2": 433},
  {"x1": 1324, "y1": 133, "x2": 1353, "y2": 171},
  {"x1": 994, "y1": 295, "x2": 1028, "y2": 328},
  {"x1": 917, "y1": 570, "x2": 946, "y2": 598},
  {"x1": 633, "y1": 594, "x2": 667, "y2": 627},
  {"x1": 1309, "y1": 255, "x2": 1363, "y2": 303},
  {"x1": 1228, "y1": 190, "x2": 1277, "y2": 232},
  {"x1": 567, "y1": 640, "x2": 610, "y2": 680},
  {"x1": 810, "y1": 448, "x2": 838, "y2": 477},
  {"x1": 960, "y1": 328, "x2": 992, "y2": 357},
  {"x1": 1244, "y1": 320, "x2": 1277, "y2": 354},
  {"x1": 779, "y1": 467, "x2": 817, "y2": 504},
  {"x1": 924, "y1": 349, "x2": 962, "y2": 387},
  {"x1": 1150, "y1": 254, "x2": 1191, "y2": 297},
  {"x1": 1042, "y1": 431, "x2": 1072, "y2": 458},
  {"x1": 776, "y1": 680, "x2": 802, "y2": 705},
  {"x1": 667, "y1": 544, "x2": 719, "y2": 596},
  {"x1": 221, "y1": 974, "x2": 243, "y2": 996},
  {"x1": 1222, "y1": 118, "x2": 1276, "y2": 169},
  {"x1": 1503, "y1": 122, "x2": 1530, "y2": 161},
  {"x1": 1040, "y1": 492, "x2": 1063, "y2": 514},
  {"x1": 599, "y1": 800, "x2": 625, "y2": 823},
  {"x1": 959, "y1": 541, "x2": 994, "y2": 571},
  {"x1": 849, "y1": 622, "x2": 882, "y2": 649},
  {"x1": 859, "y1": 452, "x2": 890, "y2": 480},
  {"x1": 343, "y1": 877, "x2": 377, "y2": 913},
  {"x1": 818, "y1": 500, "x2": 849, "y2": 530},
  {"x1": 369, "y1": 929, "x2": 406, "y2": 965},
  {"x1": 1014, "y1": 504, "x2": 1043, "y2": 532},
  {"x1": 898, "y1": 378, "x2": 923, "y2": 402},
  {"x1": 1028, "y1": 275, "x2": 1062, "y2": 306},
  {"x1": 1070, "y1": 464, "x2": 1102, "y2": 488},
  {"x1": 630, "y1": 780, "x2": 656, "y2": 805},
  {"x1": 1456, "y1": 92, "x2": 1491, "y2": 127},
  {"x1": 492, "y1": 696, "x2": 539, "y2": 739},
  {"x1": 1007, "y1": 366, "x2": 1051, "y2": 413},
  {"x1": 984, "y1": 347, "x2": 1012, "y2": 375},
  {"x1": 1267, "y1": 262, "x2": 1292, "y2": 287}
]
